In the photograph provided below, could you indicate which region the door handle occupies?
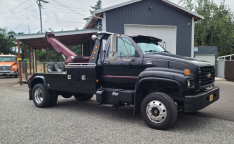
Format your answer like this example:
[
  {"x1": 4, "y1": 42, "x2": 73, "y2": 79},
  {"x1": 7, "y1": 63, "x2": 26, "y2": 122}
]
[{"x1": 103, "y1": 61, "x2": 110, "y2": 65}]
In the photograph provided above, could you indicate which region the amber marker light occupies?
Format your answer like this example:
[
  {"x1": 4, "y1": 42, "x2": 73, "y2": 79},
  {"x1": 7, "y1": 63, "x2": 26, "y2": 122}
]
[
  {"x1": 92, "y1": 57, "x2": 95, "y2": 59},
  {"x1": 96, "y1": 79, "x2": 99, "y2": 82},
  {"x1": 96, "y1": 46, "x2": 98, "y2": 49},
  {"x1": 184, "y1": 69, "x2": 190, "y2": 75},
  {"x1": 94, "y1": 52, "x2": 96, "y2": 54}
]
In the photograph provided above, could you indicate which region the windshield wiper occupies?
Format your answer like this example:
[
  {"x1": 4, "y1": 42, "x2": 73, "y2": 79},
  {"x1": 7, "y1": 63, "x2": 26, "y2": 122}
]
[{"x1": 145, "y1": 50, "x2": 162, "y2": 53}]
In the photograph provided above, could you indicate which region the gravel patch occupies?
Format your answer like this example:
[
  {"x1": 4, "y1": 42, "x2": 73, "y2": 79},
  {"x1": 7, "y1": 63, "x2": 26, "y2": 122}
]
[{"x1": 1, "y1": 81, "x2": 234, "y2": 144}]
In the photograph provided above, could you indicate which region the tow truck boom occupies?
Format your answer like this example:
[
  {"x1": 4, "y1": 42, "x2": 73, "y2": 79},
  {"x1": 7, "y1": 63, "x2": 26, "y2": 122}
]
[{"x1": 45, "y1": 32, "x2": 77, "y2": 64}]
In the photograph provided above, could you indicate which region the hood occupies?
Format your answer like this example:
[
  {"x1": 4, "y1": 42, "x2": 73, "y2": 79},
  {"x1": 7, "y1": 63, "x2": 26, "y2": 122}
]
[
  {"x1": 0, "y1": 62, "x2": 16, "y2": 66},
  {"x1": 144, "y1": 53, "x2": 213, "y2": 67}
]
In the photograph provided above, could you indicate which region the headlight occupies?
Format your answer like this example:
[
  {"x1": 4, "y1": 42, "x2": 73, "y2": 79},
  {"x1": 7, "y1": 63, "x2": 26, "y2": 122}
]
[{"x1": 187, "y1": 79, "x2": 194, "y2": 88}]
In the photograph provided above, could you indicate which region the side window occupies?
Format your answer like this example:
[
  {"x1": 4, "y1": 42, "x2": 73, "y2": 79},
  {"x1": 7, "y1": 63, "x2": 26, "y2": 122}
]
[{"x1": 108, "y1": 37, "x2": 136, "y2": 57}]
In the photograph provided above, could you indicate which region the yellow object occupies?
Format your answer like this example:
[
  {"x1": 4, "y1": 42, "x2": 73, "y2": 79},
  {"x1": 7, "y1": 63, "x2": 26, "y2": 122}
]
[
  {"x1": 96, "y1": 79, "x2": 99, "y2": 82},
  {"x1": 17, "y1": 58, "x2": 22, "y2": 61},
  {"x1": 209, "y1": 94, "x2": 213, "y2": 101},
  {"x1": 184, "y1": 69, "x2": 190, "y2": 75},
  {"x1": 96, "y1": 46, "x2": 98, "y2": 49},
  {"x1": 94, "y1": 52, "x2": 96, "y2": 54},
  {"x1": 92, "y1": 57, "x2": 95, "y2": 59}
]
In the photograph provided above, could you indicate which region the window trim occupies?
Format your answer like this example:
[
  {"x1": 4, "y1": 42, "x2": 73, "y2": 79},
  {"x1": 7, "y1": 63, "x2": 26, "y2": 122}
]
[{"x1": 105, "y1": 35, "x2": 141, "y2": 58}]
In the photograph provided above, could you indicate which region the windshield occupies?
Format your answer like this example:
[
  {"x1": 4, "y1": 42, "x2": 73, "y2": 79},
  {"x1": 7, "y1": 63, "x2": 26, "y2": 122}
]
[
  {"x1": 0, "y1": 56, "x2": 15, "y2": 62},
  {"x1": 132, "y1": 36, "x2": 169, "y2": 54}
]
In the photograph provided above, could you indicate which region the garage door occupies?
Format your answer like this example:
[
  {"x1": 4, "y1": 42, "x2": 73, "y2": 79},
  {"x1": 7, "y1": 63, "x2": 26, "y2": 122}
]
[
  {"x1": 195, "y1": 55, "x2": 215, "y2": 65},
  {"x1": 125, "y1": 25, "x2": 177, "y2": 54}
]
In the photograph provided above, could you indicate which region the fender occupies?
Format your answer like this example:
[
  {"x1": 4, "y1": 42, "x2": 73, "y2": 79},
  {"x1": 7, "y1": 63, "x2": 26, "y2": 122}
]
[
  {"x1": 30, "y1": 76, "x2": 49, "y2": 90},
  {"x1": 133, "y1": 67, "x2": 192, "y2": 115}
]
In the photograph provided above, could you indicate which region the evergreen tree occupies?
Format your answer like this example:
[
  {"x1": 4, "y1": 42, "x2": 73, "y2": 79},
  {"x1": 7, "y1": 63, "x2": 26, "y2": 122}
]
[{"x1": 84, "y1": 0, "x2": 102, "y2": 21}]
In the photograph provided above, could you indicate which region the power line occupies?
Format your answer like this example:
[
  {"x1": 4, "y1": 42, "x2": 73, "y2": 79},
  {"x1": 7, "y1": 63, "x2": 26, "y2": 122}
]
[
  {"x1": 51, "y1": 0, "x2": 88, "y2": 17},
  {"x1": 51, "y1": 19, "x2": 85, "y2": 24},
  {"x1": 16, "y1": 18, "x2": 40, "y2": 29},
  {"x1": 0, "y1": 3, "x2": 36, "y2": 18},
  {"x1": 0, "y1": 0, "x2": 29, "y2": 15},
  {"x1": 45, "y1": 5, "x2": 88, "y2": 12},
  {"x1": 0, "y1": 9, "x2": 36, "y2": 20},
  {"x1": 43, "y1": 8, "x2": 89, "y2": 15},
  {"x1": 47, "y1": 4, "x2": 89, "y2": 11},
  {"x1": 14, "y1": 13, "x2": 33, "y2": 30}
]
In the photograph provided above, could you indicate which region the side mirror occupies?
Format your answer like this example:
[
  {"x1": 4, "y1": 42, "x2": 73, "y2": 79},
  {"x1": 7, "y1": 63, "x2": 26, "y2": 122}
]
[
  {"x1": 110, "y1": 34, "x2": 118, "y2": 53},
  {"x1": 163, "y1": 42, "x2": 166, "y2": 49},
  {"x1": 109, "y1": 34, "x2": 118, "y2": 62}
]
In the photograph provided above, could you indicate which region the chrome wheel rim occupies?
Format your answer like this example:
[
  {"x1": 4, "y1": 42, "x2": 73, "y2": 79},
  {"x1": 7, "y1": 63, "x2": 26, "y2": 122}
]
[
  {"x1": 47, "y1": 65, "x2": 52, "y2": 72},
  {"x1": 34, "y1": 88, "x2": 43, "y2": 104},
  {"x1": 146, "y1": 100, "x2": 167, "y2": 123}
]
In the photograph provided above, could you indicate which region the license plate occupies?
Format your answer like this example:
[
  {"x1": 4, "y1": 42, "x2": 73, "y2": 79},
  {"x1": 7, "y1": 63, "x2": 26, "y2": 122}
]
[{"x1": 209, "y1": 94, "x2": 214, "y2": 101}]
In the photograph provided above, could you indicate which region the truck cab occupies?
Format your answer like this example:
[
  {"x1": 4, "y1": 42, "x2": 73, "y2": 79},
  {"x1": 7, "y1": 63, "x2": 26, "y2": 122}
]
[
  {"x1": 27, "y1": 32, "x2": 219, "y2": 130},
  {"x1": 0, "y1": 54, "x2": 18, "y2": 78}
]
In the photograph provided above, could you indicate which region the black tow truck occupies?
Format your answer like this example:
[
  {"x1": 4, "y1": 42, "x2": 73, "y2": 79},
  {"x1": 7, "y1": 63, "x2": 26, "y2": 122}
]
[{"x1": 27, "y1": 32, "x2": 219, "y2": 130}]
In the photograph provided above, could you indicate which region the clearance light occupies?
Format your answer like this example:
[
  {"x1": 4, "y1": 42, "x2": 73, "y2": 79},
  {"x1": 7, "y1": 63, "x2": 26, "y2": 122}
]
[
  {"x1": 94, "y1": 52, "x2": 96, "y2": 54},
  {"x1": 184, "y1": 69, "x2": 190, "y2": 75},
  {"x1": 92, "y1": 57, "x2": 95, "y2": 59},
  {"x1": 95, "y1": 46, "x2": 98, "y2": 49},
  {"x1": 96, "y1": 79, "x2": 99, "y2": 82}
]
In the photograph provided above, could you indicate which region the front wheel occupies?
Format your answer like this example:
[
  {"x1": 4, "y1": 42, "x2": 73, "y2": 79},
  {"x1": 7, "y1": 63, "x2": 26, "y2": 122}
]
[
  {"x1": 140, "y1": 92, "x2": 178, "y2": 130},
  {"x1": 74, "y1": 94, "x2": 93, "y2": 101}
]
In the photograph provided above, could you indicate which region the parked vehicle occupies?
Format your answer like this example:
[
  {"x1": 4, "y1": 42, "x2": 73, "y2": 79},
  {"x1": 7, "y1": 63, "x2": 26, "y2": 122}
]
[
  {"x1": 0, "y1": 54, "x2": 18, "y2": 78},
  {"x1": 27, "y1": 32, "x2": 219, "y2": 130}
]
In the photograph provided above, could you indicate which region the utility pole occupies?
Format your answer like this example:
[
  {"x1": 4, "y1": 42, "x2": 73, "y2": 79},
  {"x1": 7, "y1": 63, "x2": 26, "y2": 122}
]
[
  {"x1": 36, "y1": 0, "x2": 49, "y2": 51},
  {"x1": 28, "y1": 26, "x2": 30, "y2": 34},
  {"x1": 36, "y1": 0, "x2": 49, "y2": 33}
]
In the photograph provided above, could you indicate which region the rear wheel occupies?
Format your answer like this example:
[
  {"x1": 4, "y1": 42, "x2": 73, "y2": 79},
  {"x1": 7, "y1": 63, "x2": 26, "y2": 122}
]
[
  {"x1": 47, "y1": 62, "x2": 55, "y2": 73},
  {"x1": 74, "y1": 94, "x2": 93, "y2": 101},
  {"x1": 140, "y1": 92, "x2": 178, "y2": 130},
  {"x1": 32, "y1": 83, "x2": 51, "y2": 108}
]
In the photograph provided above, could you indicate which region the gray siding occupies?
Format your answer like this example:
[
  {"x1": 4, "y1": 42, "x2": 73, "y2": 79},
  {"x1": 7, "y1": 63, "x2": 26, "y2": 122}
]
[
  {"x1": 194, "y1": 46, "x2": 217, "y2": 55},
  {"x1": 105, "y1": 0, "x2": 192, "y2": 57}
]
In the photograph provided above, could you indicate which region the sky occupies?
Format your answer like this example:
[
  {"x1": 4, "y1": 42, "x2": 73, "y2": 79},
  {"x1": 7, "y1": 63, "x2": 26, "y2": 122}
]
[{"x1": 0, "y1": 0, "x2": 234, "y2": 34}]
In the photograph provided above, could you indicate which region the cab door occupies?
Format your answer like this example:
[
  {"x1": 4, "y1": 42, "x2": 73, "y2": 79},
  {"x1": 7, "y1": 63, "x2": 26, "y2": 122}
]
[{"x1": 101, "y1": 36, "x2": 143, "y2": 89}]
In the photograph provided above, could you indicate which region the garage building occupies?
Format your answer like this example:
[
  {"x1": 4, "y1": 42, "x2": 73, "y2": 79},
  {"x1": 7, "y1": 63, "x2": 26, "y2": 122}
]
[{"x1": 83, "y1": 0, "x2": 204, "y2": 57}]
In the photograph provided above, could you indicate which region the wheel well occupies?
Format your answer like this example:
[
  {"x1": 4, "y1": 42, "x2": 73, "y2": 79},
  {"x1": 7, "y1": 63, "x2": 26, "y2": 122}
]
[
  {"x1": 31, "y1": 78, "x2": 44, "y2": 89},
  {"x1": 133, "y1": 80, "x2": 181, "y2": 115}
]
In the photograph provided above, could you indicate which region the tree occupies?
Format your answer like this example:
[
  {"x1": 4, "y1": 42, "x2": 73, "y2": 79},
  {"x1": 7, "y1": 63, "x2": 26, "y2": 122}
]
[
  {"x1": 83, "y1": 0, "x2": 102, "y2": 21},
  {"x1": 0, "y1": 28, "x2": 17, "y2": 54},
  {"x1": 179, "y1": 0, "x2": 234, "y2": 56}
]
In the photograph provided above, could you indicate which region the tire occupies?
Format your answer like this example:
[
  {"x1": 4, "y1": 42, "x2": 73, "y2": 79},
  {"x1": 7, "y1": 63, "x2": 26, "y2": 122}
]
[
  {"x1": 47, "y1": 62, "x2": 55, "y2": 73},
  {"x1": 57, "y1": 62, "x2": 66, "y2": 72},
  {"x1": 74, "y1": 94, "x2": 93, "y2": 101},
  {"x1": 49, "y1": 91, "x2": 58, "y2": 107},
  {"x1": 140, "y1": 92, "x2": 178, "y2": 130},
  {"x1": 32, "y1": 83, "x2": 51, "y2": 108}
]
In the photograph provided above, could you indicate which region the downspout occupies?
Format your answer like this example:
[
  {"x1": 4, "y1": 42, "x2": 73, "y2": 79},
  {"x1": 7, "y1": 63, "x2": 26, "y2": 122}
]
[{"x1": 93, "y1": 11, "x2": 103, "y2": 19}]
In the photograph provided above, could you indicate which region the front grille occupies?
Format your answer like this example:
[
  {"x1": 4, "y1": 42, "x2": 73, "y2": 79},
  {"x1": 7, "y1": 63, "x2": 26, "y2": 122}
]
[
  {"x1": 0, "y1": 66, "x2": 11, "y2": 71},
  {"x1": 199, "y1": 66, "x2": 215, "y2": 86}
]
